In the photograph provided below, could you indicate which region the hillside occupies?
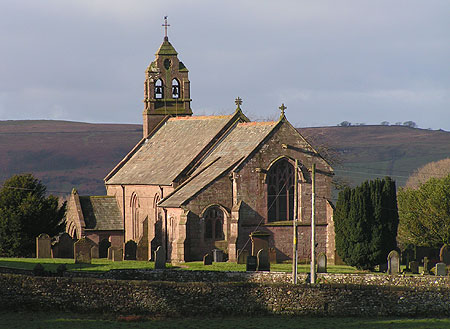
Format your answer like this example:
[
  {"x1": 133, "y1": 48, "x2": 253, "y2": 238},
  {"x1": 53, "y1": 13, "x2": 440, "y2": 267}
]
[{"x1": 1, "y1": 120, "x2": 449, "y2": 196}]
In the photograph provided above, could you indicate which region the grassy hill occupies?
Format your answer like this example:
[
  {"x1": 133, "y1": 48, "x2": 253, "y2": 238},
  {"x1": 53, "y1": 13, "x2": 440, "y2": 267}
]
[{"x1": 1, "y1": 120, "x2": 449, "y2": 197}]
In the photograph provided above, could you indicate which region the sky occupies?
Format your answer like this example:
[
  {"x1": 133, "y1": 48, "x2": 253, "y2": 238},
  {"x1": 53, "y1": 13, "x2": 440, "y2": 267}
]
[{"x1": 0, "y1": 0, "x2": 449, "y2": 130}]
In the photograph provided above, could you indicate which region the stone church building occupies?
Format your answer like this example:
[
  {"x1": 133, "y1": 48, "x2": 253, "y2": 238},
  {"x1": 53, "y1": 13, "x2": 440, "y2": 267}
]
[{"x1": 66, "y1": 33, "x2": 336, "y2": 264}]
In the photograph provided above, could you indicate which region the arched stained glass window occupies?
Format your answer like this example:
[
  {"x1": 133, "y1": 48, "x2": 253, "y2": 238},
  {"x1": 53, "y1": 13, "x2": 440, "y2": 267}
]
[
  {"x1": 267, "y1": 159, "x2": 295, "y2": 221},
  {"x1": 204, "y1": 206, "x2": 224, "y2": 240}
]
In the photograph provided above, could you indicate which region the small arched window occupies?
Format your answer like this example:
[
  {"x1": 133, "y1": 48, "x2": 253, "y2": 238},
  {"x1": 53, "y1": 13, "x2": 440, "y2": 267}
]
[
  {"x1": 155, "y1": 79, "x2": 163, "y2": 99},
  {"x1": 204, "y1": 206, "x2": 224, "y2": 240},
  {"x1": 131, "y1": 193, "x2": 140, "y2": 240},
  {"x1": 172, "y1": 79, "x2": 180, "y2": 99}
]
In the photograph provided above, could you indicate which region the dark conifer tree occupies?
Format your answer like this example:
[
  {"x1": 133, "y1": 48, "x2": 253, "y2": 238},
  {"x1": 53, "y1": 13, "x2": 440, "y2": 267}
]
[{"x1": 334, "y1": 177, "x2": 398, "y2": 270}]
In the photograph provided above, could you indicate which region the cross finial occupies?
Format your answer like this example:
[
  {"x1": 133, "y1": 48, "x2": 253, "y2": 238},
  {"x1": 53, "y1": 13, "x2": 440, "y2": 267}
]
[
  {"x1": 235, "y1": 97, "x2": 243, "y2": 110},
  {"x1": 279, "y1": 103, "x2": 287, "y2": 117},
  {"x1": 162, "y1": 16, "x2": 170, "y2": 41}
]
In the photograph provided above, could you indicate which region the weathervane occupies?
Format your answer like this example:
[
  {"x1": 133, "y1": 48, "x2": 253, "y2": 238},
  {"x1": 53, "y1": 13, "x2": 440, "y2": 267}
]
[
  {"x1": 235, "y1": 97, "x2": 243, "y2": 110},
  {"x1": 162, "y1": 16, "x2": 170, "y2": 41}
]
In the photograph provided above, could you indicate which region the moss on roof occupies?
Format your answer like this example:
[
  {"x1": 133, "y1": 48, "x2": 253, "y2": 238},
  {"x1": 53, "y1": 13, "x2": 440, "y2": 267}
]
[{"x1": 156, "y1": 40, "x2": 178, "y2": 56}]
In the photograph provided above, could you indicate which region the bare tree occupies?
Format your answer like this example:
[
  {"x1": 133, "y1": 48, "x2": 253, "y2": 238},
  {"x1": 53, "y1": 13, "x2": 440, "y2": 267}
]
[{"x1": 405, "y1": 158, "x2": 450, "y2": 189}]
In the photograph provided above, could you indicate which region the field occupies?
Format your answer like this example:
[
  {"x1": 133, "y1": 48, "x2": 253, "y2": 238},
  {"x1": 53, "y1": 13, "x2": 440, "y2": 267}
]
[
  {"x1": 0, "y1": 257, "x2": 359, "y2": 274},
  {"x1": 1, "y1": 311, "x2": 450, "y2": 329}
]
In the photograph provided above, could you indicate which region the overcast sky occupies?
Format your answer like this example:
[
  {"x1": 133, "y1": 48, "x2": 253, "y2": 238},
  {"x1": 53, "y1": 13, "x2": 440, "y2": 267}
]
[{"x1": 0, "y1": 0, "x2": 449, "y2": 130}]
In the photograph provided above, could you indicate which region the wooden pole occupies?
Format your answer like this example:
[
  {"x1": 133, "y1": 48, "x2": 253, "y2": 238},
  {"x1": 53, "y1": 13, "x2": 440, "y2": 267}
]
[
  {"x1": 310, "y1": 163, "x2": 316, "y2": 284},
  {"x1": 292, "y1": 159, "x2": 298, "y2": 283}
]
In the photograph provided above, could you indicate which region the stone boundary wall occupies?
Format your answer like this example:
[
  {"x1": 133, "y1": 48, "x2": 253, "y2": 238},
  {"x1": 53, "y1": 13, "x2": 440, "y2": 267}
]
[
  {"x1": 2, "y1": 272, "x2": 450, "y2": 317},
  {"x1": 2, "y1": 266, "x2": 450, "y2": 287}
]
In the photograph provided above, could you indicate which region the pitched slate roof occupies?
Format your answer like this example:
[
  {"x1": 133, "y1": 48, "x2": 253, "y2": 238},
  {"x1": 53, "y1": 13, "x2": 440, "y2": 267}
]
[
  {"x1": 159, "y1": 121, "x2": 278, "y2": 207},
  {"x1": 79, "y1": 196, "x2": 123, "y2": 231},
  {"x1": 106, "y1": 115, "x2": 235, "y2": 185}
]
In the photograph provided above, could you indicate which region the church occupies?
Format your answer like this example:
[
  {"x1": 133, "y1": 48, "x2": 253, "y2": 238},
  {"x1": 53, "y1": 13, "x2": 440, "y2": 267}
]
[{"x1": 66, "y1": 25, "x2": 336, "y2": 264}]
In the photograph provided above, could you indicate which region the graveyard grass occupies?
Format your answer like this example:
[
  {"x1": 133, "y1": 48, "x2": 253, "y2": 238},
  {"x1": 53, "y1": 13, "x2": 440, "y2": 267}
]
[
  {"x1": 0, "y1": 257, "x2": 361, "y2": 273},
  {"x1": 1, "y1": 311, "x2": 450, "y2": 329}
]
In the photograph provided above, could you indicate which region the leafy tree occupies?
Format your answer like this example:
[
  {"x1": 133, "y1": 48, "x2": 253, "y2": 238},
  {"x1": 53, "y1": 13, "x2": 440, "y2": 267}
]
[
  {"x1": 398, "y1": 174, "x2": 450, "y2": 248},
  {"x1": 403, "y1": 121, "x2": 417, "y2": 128},
  {"x1": 334, "y1": 177, "x2": 399, "y2": 270},
  {"x1": 0, "y1": 174, "x2": 66, "y2": 257},
  {"x1": 381, "y1": 121, "x2": 390, "y2": 126},
  {"x1": 338, "y1": 121, "x2": 352, "y2": 127}
]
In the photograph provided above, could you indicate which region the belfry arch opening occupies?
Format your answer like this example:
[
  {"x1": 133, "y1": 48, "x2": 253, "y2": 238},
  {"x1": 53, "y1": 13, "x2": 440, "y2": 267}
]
[
  {"x1": 267, "y1": 158, "x2": 295, "y2": 222},
  {"x1": 155, "y1": 79, "x2": 163, "y2": 99},
  {"x1": 171, "y1": 78, "x2": 180, "y2": 99}
]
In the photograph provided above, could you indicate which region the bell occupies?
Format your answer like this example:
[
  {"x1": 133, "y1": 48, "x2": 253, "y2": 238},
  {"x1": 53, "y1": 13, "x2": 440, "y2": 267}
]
[
  {"x1": 155, "y1": 86, "x2": 162, "y2": 94},
  {"x1": 172, "y1": 86, "x2": 179, "y2": 95}
]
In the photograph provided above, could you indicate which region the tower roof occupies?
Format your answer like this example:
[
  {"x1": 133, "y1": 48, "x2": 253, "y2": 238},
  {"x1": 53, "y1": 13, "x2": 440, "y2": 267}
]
[{"x1": 155, "y1": 39, "x2": 178, "y2": 56}]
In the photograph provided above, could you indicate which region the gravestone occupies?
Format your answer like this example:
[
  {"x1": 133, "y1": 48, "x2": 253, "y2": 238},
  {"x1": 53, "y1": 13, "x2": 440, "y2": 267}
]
[
  {"x1": 110, "y1": 235, "x2": 123, "y2": 248},
  {"x1": 51, "y1": 233, "x2": 74, "y2": 259},
  {"x1": 91, "y1": 245, "x2": 99, "y2": 259},
  {"x1": 246, "y1": 255, "x2": 257, "y2": 271},
  {"x1": 124, "y1": 240, "x2": 137, "y2": 260},
  {"x1": 317, "y1": 252, "x2": 327, "y2": 273},
  {"x1": 237, "y1": 249, "x2": 249, "y2": 264},
  {"x1": 440, "y1": 245, "x2": 450, "y2": 265},
  {"x1": 74, "y1": 238, "x2": 94, "y2": 264},
  {"x1": 203, "y1": 253, "x2": 213, "y2": 266},
  {"x1": 137, "y1": 218, "x2": 149, "y2": 261},
  {"x1": 154, "y1": 246, "x2": 166, "y2": 269},
  {"x1": 256, "y1": 249, "x2": 270, "y2": 271},
  {"x1": 36, "y1": 233, "x2": 52, "y2": 259},
  {"x1": 107, "y1": 246, "x2": 114, "y2": 260},
  {"x1": 112, "y1": 248, "x2": 123, "y2": 262},
  {"x1": 436, "y1": 262, "x2": 447, "y2": 276},
  {"x1": 213, "y1": 249, "x2": 223, "y2": 262},
  {"x1": 268, "y1": 248, "x2": 277, "y2": 264},
  {"x1": 387, "y1": 250, "x2": 400, "y2": 275},
  {"x1": 250, "y1": 231, "x2": 270, "y2": 256},
  {"x1": 423, "y1": 257, "x2": 430, "y2": 274},
  {"x1": 409, "y1": 261, "x2": 419, "y2": 274}
]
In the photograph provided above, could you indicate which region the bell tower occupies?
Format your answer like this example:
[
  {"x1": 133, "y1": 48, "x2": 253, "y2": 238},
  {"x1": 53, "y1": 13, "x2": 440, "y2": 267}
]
[{"x1": 143, "y1": 17, "x2": 193, "y2": 137}]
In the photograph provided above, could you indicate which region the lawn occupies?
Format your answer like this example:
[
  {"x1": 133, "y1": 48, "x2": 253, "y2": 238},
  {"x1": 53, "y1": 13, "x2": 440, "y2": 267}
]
[
  {"x1": 0, "y1": 257, "x2": 360, "y2": 274},
  {"x1": 1, "y1": 311, "x2": 450, "y2": 329}
]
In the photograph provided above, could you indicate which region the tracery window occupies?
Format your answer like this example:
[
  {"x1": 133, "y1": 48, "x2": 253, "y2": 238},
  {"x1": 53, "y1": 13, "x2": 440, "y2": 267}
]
[
  {"x1": 204, "y1": 206, "x2": 224, "y2": 240},
  {"x1": 267, "y1": 159, "x2": 295, "y2": 221}
]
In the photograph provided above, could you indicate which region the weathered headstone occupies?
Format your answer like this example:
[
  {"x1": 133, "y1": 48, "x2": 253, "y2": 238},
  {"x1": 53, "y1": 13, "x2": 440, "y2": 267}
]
[
  {"x1": 137, "y1": 217, "x2": 149, "y2": 261},
  {"x1": 110, "y1": 235, "x2": 124, "y2": 248},
  {"x1": 154, "y1": 246, "x2": 166, "y2": 269},
  {"x1": 409, "y1": 261, "x2": 419, "y2": 274},
  {"x1": 51, "y1": 233, "x2": 74, "y2": 259},
  {"x1": 112, "y1": 248, "x2": 123, "y2": 262},
  {"x1": 387, "y1": 250, "x2": 400, "y2": 275},
  {"x1": 436, "y1": 262, "x2": 447, "y2": 276},
  {"x1": 246, "y1": 255, "x2": 257, "y2": 271},
  {"x1": 257, "y1": 249, "x2": 270, "y2": 271},
  {"x1": 91, "y1": 245, "x2": 99, "y2": 259},
  {"x1": 237, "y1": 249, "x2": 249, "y2": 264},
  {"x1": 268, "y1": 248, "x2": 277, "y2": 264},
  {"x1": 74, "y1": 238, "x2": 94, "y2": 264},
  {"x1": 213, "y1": 249, "x2": 224, "y2": 262},
  {"x1": 440, "y1": 245, "x2": 450, "y2": 265},
  {"x1": 317, "y1": 252, "x2": 327, "y2": 273},
  {"x1": 36, "y1": 233, "x2": 52, "y2": 258},
  {"x1": 107, "y1": 246, "x2": 114, "y2": 260},
  {"x1": 423, "y1": 257, "x2": 430, "y2": 274},
  {"x1": 250, "y1": 231, "x2": 270, "y2": 256},
  {"x1": 203, "y1": 253, "x2": 213, "y2": 266},
  {"x1": 124, "y1": 240, "x2": 137, "y2": 260}
]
